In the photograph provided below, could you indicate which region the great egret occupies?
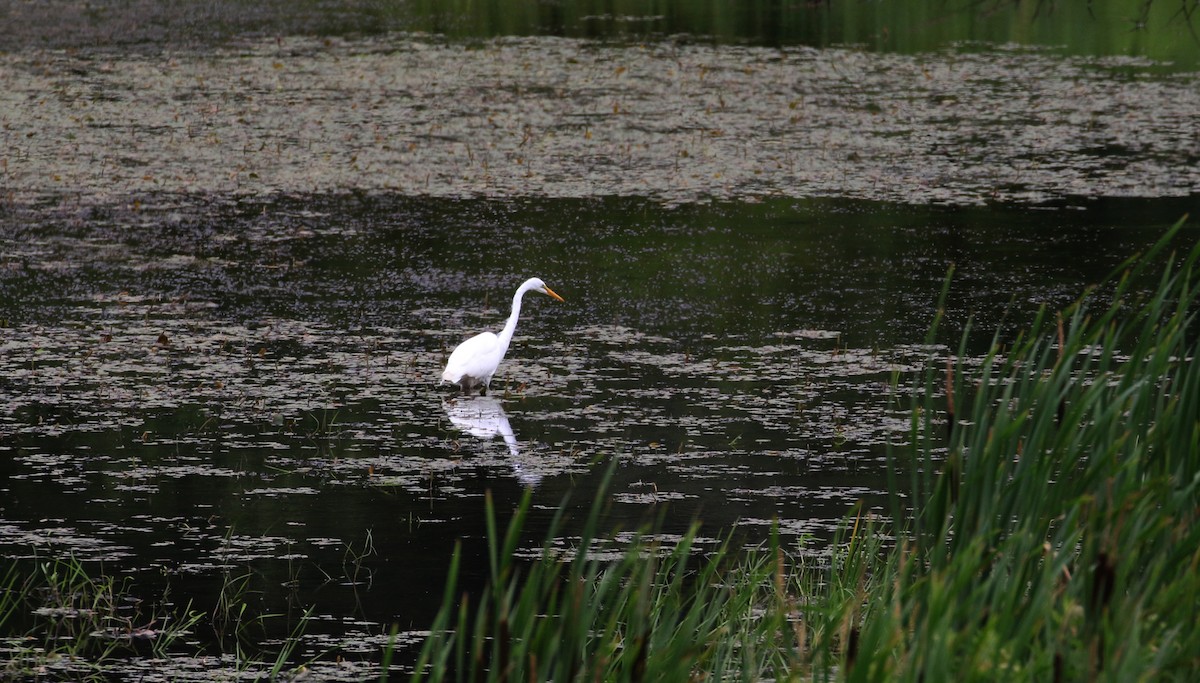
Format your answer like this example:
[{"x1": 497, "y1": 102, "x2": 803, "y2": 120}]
[{"x1": 441, "y1": 277, "x2": 564, "y2": 395}]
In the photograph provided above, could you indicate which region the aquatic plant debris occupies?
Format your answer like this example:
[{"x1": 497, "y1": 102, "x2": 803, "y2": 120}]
[{"x1": 1, "y1": 35, "x2": 1197, "y2": 211}]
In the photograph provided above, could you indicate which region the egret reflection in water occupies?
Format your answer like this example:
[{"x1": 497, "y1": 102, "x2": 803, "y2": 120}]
[{"x1": 444, "y1": 396, "x2": 544, "y2": 487}]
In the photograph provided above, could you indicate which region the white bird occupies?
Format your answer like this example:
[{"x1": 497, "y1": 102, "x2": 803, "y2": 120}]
[{"x1": 441, "y1": 277, "x2": 564, "y2": 395}]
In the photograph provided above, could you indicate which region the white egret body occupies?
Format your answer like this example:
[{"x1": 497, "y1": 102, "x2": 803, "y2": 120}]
[{"x1": 441, "y1": 277, "x2": 564, "y2": 395}]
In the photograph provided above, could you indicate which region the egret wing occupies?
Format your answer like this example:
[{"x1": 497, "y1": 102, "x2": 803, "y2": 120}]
[{"x1": 442, "y1": 332, "x2": 502, "y2": 383}]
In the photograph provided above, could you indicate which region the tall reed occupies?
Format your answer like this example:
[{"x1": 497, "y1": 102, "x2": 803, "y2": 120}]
[
  {"x1": 409, "y1": 481, "x2": 792, "y2": 681},
  {"x1": 853, "y1": 216, "x2": 1200, "y2": 681}
]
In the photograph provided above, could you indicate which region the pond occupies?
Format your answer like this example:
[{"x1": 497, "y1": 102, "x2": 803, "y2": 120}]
[{"x1": 1, "y1": 1, "x2": 1198, "y2": 679}]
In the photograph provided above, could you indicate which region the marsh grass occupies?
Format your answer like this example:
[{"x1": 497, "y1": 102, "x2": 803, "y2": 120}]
[
  {"x1": 410, "y1": 218, "x2": 1200, "y2": 681},
  {"x1": 864, "y1": 217, "x2": 1200, "y2": 681},
  {"x1": 0, "y1": 551, "x2": 318, "y2": 679},
  {"x1": 410, "y1": 483, "x2": 800, "y2": 681},
  {"x1": 0, "y1": 555, "x2": 203, "y2": 680},
  {"x1": 208, "y1": 558, "x2": 322, "y2": 675}
]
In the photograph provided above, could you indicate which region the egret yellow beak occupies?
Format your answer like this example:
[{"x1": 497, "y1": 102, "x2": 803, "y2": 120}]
[{"x1": 543, "y1": 286, "x2": 565, "y2": 302}]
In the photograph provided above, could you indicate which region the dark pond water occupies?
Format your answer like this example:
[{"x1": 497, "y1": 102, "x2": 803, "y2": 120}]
[{"x1": 1, "y1": 2, "x2": 1199, "y2": 678}]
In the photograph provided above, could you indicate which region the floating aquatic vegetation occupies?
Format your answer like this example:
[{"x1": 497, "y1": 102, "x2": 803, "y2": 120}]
[{"x1": 1, "y1": 36, "x2": 1197, "y2": 213}]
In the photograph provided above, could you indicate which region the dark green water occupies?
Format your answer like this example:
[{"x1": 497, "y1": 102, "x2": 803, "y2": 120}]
[
  {"x1": 1, "y1": 0, "x2": 1199, "y2": 677},
  {"x1": 5, "y1": 0, "x2": 1198, "y2": 68}
]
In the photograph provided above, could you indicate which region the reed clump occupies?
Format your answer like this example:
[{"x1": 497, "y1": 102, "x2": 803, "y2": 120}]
[
  {"x1": 863, "y1": 218, "x2": 1200, "y2": 681},
  {"x1": 411, "y1": 218, "x2": 1200, "y2": 682}
]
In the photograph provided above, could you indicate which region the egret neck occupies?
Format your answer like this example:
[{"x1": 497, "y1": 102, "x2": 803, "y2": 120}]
[{"x1": 494, "y1": 282, "x2": 532, "y2": 363}]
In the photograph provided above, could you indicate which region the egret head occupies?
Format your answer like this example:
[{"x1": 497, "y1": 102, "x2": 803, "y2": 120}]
[{"x1": 524, "y1": 277, "x2": 565, "y2": 302}]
